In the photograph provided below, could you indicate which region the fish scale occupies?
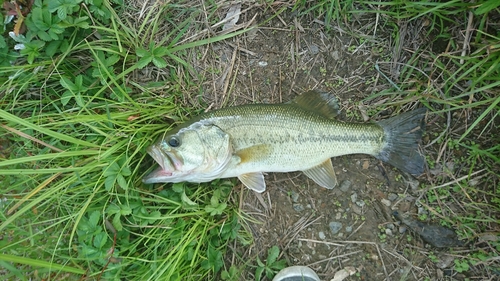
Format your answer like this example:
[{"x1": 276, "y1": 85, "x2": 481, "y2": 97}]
[{"x1": 207, "y1": 104, "x2": 382, "y2": 146}]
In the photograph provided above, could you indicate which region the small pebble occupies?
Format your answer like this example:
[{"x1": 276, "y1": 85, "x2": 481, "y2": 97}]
[
  {"x1": 339, "y1": 180, "x2": 352, "y2": 192},
  {"x1": 291, "y1": 191, "x2": 299, "y2": 203},
  {"x1": 388, "y1": 193, "x2": 398, "y2": 201},
  {"x1": 437, "y1": 269, "x2": 444, "y2": 279},
  {"x1": 293, "y1": 203, "x2": 304, "y2": 212},
  {"x1": 301, "y1": 254, "x2": 312, "y2": 262},
  {"x1": 418, "y1": 207, "x2": 427, "y2": 215},
  {"x1": 309, "y1": 44, "x2": 320, "y2": 55},
  {"x1": 351, "y1": 204, "x2": 363, "y2": 215},
  {"x1": 385, "y1": 228, "x2": 393, "y2": 236},
  {"x1": 318, "y1": 231, "x2": 326, "y2": 240},
  {"x1": 355, "y1": 200, "x2": 365, "y2": 207},
  {"x1": 407, "y1": 178, "x2": 420, "y2": 190},
  {"x1": 436, "y1": 255, "x2": 455, "y2": 269},
  {"x1": 350, "y1": 193, "x2": 358, "y2": 203},
  {"x1": 399, "y1": 226, "x2": 407, "y2": 234},
  {"x1": 386, "y1": 223, "x2": 395, "y2": 230},
  {"x1": 345, "y1": 226, "x2": 353, "y2": 232},
  {"x1": 258, "y1": 61, "x2": 268, "y2": 67},
  {"x1": 331, "y1": 50, "x2": 340, "y2": 60},
  {"x1": 329, "y1": 221, "x2": 343, "y2": 234},
  {"x1": 381, "y1": 198, "x2": 392, "y2": 207}
]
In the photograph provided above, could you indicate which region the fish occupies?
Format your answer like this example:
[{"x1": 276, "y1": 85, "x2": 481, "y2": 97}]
[{"x1": 143, "y1": 91, "x2": 426, "y2": 193}]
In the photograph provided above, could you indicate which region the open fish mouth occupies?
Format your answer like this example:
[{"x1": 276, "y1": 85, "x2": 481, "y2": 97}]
[{"x1": 143, "y1": 145, "x2": 176, "y2": 183}]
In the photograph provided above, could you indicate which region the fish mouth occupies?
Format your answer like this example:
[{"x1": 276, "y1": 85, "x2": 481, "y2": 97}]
[{"x1": 143, "y1": 144, "x2": 178, "y2": 184}]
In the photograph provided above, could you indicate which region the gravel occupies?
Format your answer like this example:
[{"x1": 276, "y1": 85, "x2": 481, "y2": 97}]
[
  {"x1": 329, "y1": 221, "x2": 343, "y2": 234},
  {"x1": 339, "y1": 180, "x2": 352, "y2": 192}
]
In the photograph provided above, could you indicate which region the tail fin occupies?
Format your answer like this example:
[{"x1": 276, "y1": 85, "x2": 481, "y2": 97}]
[{"x1": 376, "y1": 108, "x2": 427, "y2": 176}]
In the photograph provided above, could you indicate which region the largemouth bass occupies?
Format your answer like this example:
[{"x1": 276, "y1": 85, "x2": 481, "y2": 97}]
[{"x1": 143, "y1": 91, "x2": 426, "y2": 193}]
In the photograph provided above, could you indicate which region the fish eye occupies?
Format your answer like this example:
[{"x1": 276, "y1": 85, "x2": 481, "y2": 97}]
[{"x1": 168, "y1": 136, "x2": 180, "y2": 147}]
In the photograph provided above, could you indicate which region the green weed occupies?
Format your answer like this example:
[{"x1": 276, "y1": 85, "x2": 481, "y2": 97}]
[
  {"x1": 255, "y1": 246, "x2": 287, "y2": 281},
  {"x1": 0, "y1": 0, "x2": 250, "y2": 280},
  {"x1": 221, "y1": 265, "x2": 240, "y2": 281}
]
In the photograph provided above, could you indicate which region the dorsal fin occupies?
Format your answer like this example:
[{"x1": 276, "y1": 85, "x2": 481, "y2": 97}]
[{"x1": 291, "y1": 90, "x2": 340, "y2": 119}]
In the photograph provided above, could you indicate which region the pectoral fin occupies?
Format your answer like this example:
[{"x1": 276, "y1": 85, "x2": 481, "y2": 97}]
[
  {"x1": 302, "y1": 159, "x2": 338, "y2": 189},
  {"x1": 238, "y1": 173, "x2": 266, "y2": 193},
  {"x1": 236, "y1": 144, "x2": 271, "y2": 164}
]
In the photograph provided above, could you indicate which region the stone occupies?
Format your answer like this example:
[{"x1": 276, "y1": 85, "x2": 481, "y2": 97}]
[
  {"x1": 309, "y1": 44, "x2": 319, "y2": 55},
  {"x1": 350, "y1": 193, "x2": 357, "y2": 203},
  {"x1": 388, "y1": 193, "x2": 398, "y2": 201},
  {"x1": 258, "y1": 61, "x2": 268, "y2": 67},
  {"x1": 329, "y1": 221, "x2": 343, "y2": 234},
  {"x1": 399, "y1": 226, "x2": 407, "y2": 234},
  {"x1": 339, "y1": 180, "x2": 352, "y2": 192},
  {"x1": 355, "y1": 200, "x2": 365, "y2": 207},
  {"x1": 293, "y1": 203, "x2": 304, "y2": 212},
  {"x1": 381, "y1": 198, "x2": 392, "y2": 207},
  {"x1": 331, "y1": 50, "x2": 340, "y2": 60}
]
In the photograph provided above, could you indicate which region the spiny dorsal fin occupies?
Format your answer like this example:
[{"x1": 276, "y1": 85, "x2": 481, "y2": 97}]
[
  {"x1": 238, "y1": 173, "x2": 266, "y2": 193},
  {"x1": 292, "y1": 90, "x2": 340, "y2": 119},
  {"x1": 302, "y1": 159, "x2": 338, "y2": 189}
]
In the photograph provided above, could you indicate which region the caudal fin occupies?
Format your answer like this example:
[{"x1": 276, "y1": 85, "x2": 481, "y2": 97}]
[{"x1": 376, "y1": 108, "x2": 427, "y2": 176}]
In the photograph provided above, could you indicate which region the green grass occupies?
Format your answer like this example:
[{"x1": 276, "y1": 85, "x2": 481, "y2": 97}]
[
  {"x1": 0, "y1": 0, "x2": 251, "y2": 280},
  {"x1": 1, "y1": 0, "x2": 499, "y2": 280}
]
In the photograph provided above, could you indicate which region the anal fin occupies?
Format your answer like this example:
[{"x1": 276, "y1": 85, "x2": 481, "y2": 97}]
[
  {"x1": 238, "y1": 173, "x2": 266, "y2": 193},
  {"x1": 302, "y1": 159, "x2": 338, "y2": 189}
]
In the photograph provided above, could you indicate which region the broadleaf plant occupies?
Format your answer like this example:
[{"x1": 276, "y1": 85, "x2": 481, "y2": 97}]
[
  {"x1": 136, "y1": 42, "x2": 170, "y2": 68},
  {"x1": 48, "y1": 0, "x2": 84, "y2": 20}
]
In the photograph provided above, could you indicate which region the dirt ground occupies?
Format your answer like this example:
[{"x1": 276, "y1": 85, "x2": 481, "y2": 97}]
[{"x1": 163, "y1": 2, "x2": 493, "y2": 281}]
